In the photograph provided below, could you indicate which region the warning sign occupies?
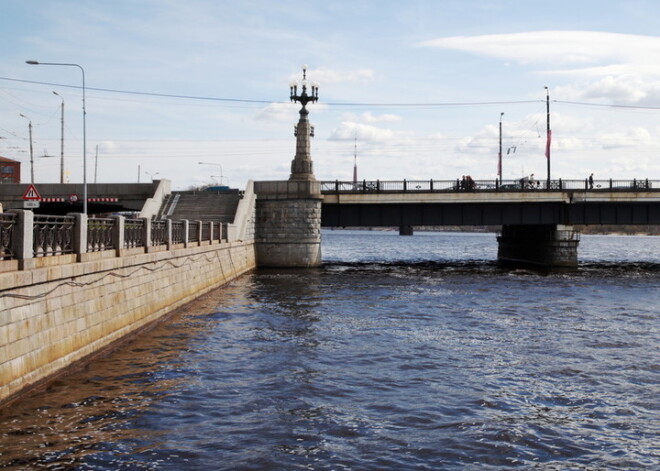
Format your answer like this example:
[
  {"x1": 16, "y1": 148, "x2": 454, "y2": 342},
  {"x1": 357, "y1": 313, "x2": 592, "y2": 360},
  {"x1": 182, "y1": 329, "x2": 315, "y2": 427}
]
[{"x1": 22, "y1": 184, "x2": 42, "y2": 201}]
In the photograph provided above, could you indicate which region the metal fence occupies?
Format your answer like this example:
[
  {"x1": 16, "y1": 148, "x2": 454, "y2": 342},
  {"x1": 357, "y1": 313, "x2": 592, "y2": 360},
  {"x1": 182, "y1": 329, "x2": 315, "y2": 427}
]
[
  {"x1": 88, "y1": 218, "x2": 115, "y2": 252},
  {"x1": 0, "y1": 214, "x2": 231, "y2": 262},
  {"x1": 151, "y1": 219, "x2": 168, "y2": 246},
  {"x1": 124, "y1": 219, "x2": 145, "y2": 248},
  {"x1": 172, "y1": 221, "x2": 185, "y2": 245},
  {"x1": 321, "y1": 179, "x2": 660, "y2": 194},
  {"x1": 0, "y1": 213, "x2": 16, "y2": 260},
  {"x1": 33, "y1": 215, "x2": 75, "y2": 257}
]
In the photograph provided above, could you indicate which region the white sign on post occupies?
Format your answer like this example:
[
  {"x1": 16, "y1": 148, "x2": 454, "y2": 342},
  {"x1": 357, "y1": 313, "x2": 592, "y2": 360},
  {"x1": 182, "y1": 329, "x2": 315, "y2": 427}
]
[{"x1": 24, "y1": 200, "x2": 40, "y2": 209}]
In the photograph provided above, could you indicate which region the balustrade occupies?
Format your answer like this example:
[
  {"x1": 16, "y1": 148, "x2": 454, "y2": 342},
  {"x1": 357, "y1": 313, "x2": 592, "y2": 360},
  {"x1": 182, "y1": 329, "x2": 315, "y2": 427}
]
[
  {"x1": 33, "y1": 215, "x2": 74, "y2": 257},
  {"x1": 171, "y1": 221, "x2": 185, "y2": 244},
  {"x1": 151, "y1": 220, "x2": 168, "y2": 246},
  {"x1": 0, "y1": 211, "x2": 228, "y2": 266},
  {"x1": 124, "y1": 219, "x2": 145, "y2": 248},
  {"x1": 0, "y1": 213, "x2": 16, "y2": 260},
  {"x1": 87, "y1": 218, "x2": 115, "y2": 252}
]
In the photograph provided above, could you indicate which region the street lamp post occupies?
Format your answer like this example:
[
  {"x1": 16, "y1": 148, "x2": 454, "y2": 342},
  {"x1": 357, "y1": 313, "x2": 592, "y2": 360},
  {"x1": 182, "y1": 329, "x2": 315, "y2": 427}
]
[
  {"x1": 198, "y1": 162, "x2": 224, "y2": 185},
  {"x1": 53, "y1": 91, "x2": 65, "y2": 184},
  {"x1": 145, "y1": 171, "x2": 159, "y2": 182},
  {"x1": 27, "y1": 61, "x2": 87, "y2": 213},
  {"x1": 19, "y1": 113, "x2": 34, "y2": 184}
]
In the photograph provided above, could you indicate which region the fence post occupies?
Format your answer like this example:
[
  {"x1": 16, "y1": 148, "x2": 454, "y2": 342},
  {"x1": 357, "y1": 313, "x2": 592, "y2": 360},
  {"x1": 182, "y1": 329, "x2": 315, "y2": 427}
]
[
  {"x1": 166, "y1": 219, "x2": 173, "y2": 249},
  {"x1": 183, "y1": 220, "x2": 190, "y2": 247},
  {"x1": 70, "y1": 213, "x2": 88, "y2": 261},
  {"x1": 403, "y1": 179, "x2": 407, "y2": 191},
  {"x1": 112, "y1": 215, "x2": 125, "y2": 256},
  {"x1": 12, "y1": 209, "x2": 34, "y2": 263},
  {"x1": 142, "y1": 218, "x2": 152, "y2": 251},
  {"x1": 430, "y1": 179, "x2": 434, "y2": 191},
  {"x1": 197, "y1": 220, "x2": 203, "y2": 246}
]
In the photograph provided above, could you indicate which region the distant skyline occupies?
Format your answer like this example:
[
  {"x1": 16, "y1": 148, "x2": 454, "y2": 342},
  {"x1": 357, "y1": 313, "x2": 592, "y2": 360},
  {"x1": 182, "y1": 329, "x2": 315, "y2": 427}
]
[{"x1": 2, "y1": 0, "x2": 660, "y2": 189}]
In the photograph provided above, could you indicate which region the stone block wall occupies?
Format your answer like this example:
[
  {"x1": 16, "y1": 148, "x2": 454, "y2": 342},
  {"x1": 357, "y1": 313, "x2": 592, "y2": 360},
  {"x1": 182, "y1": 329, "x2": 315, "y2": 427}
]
[
  {"x1": 254, "y1": 180, "x2": 322, "y2": 268},
  {"x1": 255, "y1": 198, "x2": 322, "y2": 267},
  {"x1": 0, "y1": 240, "x2": 255, "y2": 405}
]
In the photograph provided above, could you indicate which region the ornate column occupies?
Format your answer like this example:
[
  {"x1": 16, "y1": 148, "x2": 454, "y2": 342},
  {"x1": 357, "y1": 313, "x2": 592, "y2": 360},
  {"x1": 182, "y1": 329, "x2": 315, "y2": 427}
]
[
  {"x1": 289, "y1": 66, "x2": 319, "y2": 181},
  {"x1": 254, "y1": 66, "x2": 323, "y2": 267}
]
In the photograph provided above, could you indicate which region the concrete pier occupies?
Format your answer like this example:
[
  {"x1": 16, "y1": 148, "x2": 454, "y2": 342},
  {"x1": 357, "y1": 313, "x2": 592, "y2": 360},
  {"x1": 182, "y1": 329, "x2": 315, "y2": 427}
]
[
  {"x1": 497, "y1": 224, "x2": 580, "y2": 268},
  {"x1": 254, "y1": 181, "x2": 322, "y2": 267}
]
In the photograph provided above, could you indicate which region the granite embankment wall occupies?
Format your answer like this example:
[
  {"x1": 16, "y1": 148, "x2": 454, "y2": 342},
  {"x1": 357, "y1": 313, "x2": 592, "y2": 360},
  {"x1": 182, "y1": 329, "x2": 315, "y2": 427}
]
[
  {"x1": 0, "y1": 239, "x2": 255, "y2": 406},
  {"x1": 0, "y1": 181, "x2": 258, "y2": 406}
]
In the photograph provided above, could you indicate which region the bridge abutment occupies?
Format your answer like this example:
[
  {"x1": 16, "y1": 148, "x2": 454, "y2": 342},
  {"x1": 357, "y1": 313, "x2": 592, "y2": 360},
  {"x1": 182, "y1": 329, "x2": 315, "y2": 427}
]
[
  {"x1": 497, "y1": 224, "x2": 580, "y2": 268},
  {"x1": 254, "y1": 181, "x2": 322, "y2": 267}
]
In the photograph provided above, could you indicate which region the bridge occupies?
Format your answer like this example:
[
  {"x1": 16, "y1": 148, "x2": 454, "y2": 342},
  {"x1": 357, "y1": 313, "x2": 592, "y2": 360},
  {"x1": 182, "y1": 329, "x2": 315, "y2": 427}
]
[{"x1": 320, "y1": 178, "x2": 660, "y2": 228}]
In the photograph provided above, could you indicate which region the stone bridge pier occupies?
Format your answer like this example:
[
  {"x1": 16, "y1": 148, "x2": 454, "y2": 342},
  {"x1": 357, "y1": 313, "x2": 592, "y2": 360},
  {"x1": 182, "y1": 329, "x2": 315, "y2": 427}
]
[
  {"x1": 497, "y1": 224, "x2": 580, "y2": 268},
  {"x1": 254, "y1": 181, "x2": 322, "y2": 267}
]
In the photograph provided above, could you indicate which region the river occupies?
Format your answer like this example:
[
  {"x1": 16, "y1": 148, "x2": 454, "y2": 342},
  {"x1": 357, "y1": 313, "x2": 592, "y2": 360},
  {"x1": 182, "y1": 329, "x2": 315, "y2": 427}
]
[{"x1": 0, "y1": 231, "x2": 658, "y2": 470}]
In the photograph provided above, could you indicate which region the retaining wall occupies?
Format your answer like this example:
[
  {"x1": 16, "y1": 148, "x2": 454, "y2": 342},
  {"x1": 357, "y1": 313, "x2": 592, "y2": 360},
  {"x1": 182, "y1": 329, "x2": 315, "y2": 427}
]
[{"x1": 0, "y1": 239, "x2": 255, "y2": 406}]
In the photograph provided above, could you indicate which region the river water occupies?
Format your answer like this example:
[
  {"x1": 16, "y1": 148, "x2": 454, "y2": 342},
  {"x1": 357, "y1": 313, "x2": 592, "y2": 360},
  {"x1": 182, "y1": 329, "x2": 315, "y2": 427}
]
[{"x1": 1, "y1": 231, "x2": 658, "y2": 470}]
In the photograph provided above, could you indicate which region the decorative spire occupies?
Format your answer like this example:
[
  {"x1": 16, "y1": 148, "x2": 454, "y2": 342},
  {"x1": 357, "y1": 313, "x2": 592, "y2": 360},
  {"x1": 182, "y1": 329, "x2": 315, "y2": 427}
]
[{"x1": 289, "y1": 65, "x2": 319, "y2": 181}]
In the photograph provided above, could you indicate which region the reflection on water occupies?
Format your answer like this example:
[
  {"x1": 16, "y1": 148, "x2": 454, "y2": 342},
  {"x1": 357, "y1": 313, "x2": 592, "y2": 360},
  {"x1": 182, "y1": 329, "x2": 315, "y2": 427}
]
[{"x1": 0, "y1": 231, "x2": 658, "y2": 470}]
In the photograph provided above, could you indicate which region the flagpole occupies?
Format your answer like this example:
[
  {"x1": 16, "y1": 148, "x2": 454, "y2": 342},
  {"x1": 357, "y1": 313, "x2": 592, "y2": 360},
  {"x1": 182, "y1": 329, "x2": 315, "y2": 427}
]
[{"x1": 545, "y1": 86, "x2": 551, "y2": 189}]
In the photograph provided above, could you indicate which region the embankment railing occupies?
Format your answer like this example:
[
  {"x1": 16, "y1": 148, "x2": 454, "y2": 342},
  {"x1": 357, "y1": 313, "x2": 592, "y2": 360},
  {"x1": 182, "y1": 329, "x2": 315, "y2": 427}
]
[{"x1": 0, "y1": 212, "x2": 230, "y2": 265}]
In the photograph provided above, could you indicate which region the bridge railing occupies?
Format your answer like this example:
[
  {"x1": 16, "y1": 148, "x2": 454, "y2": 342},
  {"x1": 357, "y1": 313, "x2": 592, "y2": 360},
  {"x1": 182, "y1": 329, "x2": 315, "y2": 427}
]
[
  {"x1": 321, "y1": 178, "x2": 660, "y2": 193},
  {"x1": 0, "y1": 212, "x2": 231, "y2": 267}
]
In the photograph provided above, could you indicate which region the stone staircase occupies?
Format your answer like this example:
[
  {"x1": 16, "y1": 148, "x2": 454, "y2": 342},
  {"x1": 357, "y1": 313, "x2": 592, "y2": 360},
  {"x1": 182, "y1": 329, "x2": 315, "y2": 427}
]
[{"x1": 161, "y1": 190, "x2": 242, "y2": 223}]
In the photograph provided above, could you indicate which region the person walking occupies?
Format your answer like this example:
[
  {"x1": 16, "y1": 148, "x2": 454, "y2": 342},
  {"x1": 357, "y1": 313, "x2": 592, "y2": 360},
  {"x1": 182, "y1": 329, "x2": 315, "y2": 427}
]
[{"x1": 589, "y1": 173, "x2": 594, "y2": 189}]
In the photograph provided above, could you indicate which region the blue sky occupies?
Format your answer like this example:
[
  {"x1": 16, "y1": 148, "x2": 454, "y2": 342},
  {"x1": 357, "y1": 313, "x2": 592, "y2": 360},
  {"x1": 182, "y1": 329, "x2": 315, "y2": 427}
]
[{"x1": 2, "y1": 0, "x2": 660, "y2": 189}]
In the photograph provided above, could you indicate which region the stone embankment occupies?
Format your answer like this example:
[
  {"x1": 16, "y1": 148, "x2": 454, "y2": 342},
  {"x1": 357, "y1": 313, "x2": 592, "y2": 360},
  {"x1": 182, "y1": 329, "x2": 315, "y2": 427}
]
[{"x1": 0, "y1": 182, "x2": 257, "y2": 406}]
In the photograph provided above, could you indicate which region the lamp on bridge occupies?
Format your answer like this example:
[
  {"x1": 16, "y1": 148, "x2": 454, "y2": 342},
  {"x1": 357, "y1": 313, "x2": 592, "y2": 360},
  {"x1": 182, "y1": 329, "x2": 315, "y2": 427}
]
[{"x1": 288, "y1": 65, "x2": 319, "y2": 182}]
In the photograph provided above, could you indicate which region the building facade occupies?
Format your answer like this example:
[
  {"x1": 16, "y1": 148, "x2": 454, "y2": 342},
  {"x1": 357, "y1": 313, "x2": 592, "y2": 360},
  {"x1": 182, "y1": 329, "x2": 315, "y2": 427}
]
[{"x1": 0, "y1": 156, "x2": 20, "y2": 183}]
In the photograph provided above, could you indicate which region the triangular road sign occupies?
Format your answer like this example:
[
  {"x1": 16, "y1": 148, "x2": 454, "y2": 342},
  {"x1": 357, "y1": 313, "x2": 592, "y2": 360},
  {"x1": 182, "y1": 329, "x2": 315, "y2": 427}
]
[{"x1": 22, "y1": 184, "x2": 42, "y2": 200}]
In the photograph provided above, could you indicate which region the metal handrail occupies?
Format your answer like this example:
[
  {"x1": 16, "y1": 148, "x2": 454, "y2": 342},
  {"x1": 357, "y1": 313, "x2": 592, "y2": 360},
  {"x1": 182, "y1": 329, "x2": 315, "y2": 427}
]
[{"x1": 320, "y1": 179, "x2": 659, "y2": 194}]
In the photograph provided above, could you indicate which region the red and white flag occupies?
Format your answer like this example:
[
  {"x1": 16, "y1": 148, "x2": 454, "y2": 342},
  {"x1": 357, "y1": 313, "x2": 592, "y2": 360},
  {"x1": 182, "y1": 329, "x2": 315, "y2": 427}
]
[{"x1": 545, "y1": 130, "x2": 552, "y2": 159}]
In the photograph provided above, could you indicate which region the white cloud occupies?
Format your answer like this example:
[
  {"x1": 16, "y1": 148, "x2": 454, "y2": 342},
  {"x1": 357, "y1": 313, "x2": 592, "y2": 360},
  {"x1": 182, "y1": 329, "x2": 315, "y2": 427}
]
[
  {"x1": 420, "y1": 31, "x2": 660, "y2": 106},
  {"x1": 328, "y1": 122, "x2": 401, "y2": 141},
  {"x1": 254, "y1": 102, "x2": 299, "y2": 122},
  {"x1": 419, "y1": 31, "x2": 660, "y2": 69},
  {"x1": 360, "y1": 112, "x2": 401, "y2": 123}
]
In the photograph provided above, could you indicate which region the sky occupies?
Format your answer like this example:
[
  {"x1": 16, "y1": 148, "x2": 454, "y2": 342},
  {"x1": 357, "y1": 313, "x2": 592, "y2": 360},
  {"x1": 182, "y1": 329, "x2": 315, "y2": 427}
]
[{"x1": 2, "y1": 0, "x2": 660, "y2": 190}]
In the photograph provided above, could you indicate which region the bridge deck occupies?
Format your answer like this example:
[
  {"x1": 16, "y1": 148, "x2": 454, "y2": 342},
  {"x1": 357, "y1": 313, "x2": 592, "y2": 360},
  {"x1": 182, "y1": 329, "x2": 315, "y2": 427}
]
[{"x1": 320, "y1": 179, "x2": 660, "y2": 227}]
